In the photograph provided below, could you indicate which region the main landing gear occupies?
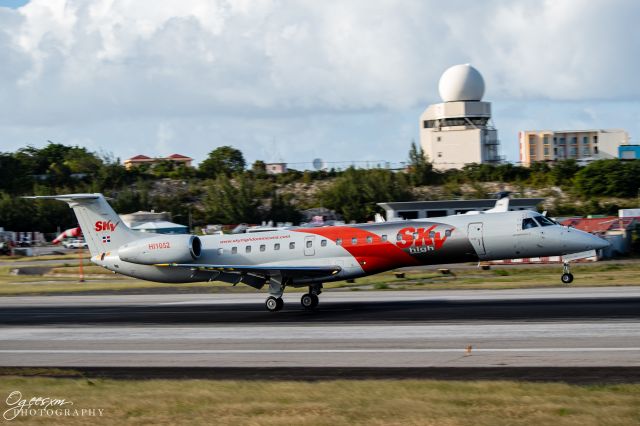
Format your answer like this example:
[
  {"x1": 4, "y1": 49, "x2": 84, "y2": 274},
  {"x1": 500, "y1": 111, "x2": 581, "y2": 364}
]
[
  {"x1": 561, "y1": 262, "x2": 574, "y2": 284},
  {"x1": 265, "y1": 296, "x2": 284, "y2": 312},
  {"x1": 264, "y1": 281, "x2": 323, "y2": 312},
  {"x1": 301, "y1": 284, "x2": 322, "y2": 310}
]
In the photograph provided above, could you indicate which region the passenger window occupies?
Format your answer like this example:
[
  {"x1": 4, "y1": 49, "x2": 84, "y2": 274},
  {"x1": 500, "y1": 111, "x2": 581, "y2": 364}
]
[
  {"x1": 306, "y1": 240, "x2": 312, "y2": 248},
  {"x1": 217, "y1": 248, "x2": 223, "y2": 255},
  {"x1": 289, "y1": 242, "x2": 295, "y2": 249},
  {"x1": 351, "y1": 237, "x2": 358, "y2": 245},
  {"x1": 429, "y1": 231, "x2": 435, "y2": 238},
  {"x1": 522, "y1": 218, "x2": 538, "y2": 230},
  {"x1": 336, "y1": 238, "x2": 342, "y2": 246},
  {"x1": 321, "y1": 240, "x2": 327, "y2": 247},
  {"x1": 366, "y1": 236, "x2": 373, "y2": 244},
  {"x1": 412, "y1": 232, "x2": 418, "y2": 240},
  {"x1": 245, "y1": 246, "x2": 252, "y2": 253},
  {"x1": 381, "y1": 235, "x2": 387, "y2": 242},
  {"x1": 231, "y1": 247, "x2": 237, "y2": 254},
  {"x1": 396, "y1": 234, "x2": 402, "y2": 241},
  {"x1": 445, "y1": 230, "x2": 452, "y2": 237},
  {"x1": 274, "y1": 243, "x2": 280, "y2": 250},
  {"x1": 260, "y1": 244, "x2": 266, "y2": 252}
]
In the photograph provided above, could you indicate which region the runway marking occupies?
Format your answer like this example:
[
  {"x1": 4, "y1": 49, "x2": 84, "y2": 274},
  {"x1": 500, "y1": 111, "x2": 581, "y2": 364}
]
[{"x1": 1, "y1": 348, "x2": 639, "y2": 354}]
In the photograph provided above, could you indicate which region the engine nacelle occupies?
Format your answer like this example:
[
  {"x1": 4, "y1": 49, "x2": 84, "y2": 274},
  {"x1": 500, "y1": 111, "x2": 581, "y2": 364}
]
[{"x1": 117, "y1": 235, "x2": 201, "y2": 265}]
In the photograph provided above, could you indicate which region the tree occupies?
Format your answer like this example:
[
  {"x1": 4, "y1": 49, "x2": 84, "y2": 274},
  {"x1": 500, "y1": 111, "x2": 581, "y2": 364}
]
[
  {"x1": 320, "y1": 168, "x2": 413, "y2": 222},
  {"x1": 199, "y1": 146, "x2": 246, "y2": 177},
  {"x1": 251, "y1": 160, "x2": 267, "y2": 176},
  {"x1": 201, "y1": 174, "x2": 261, "y2": 224},
  {"x1": 407, "y1": 141, "x2": 438, "y2": 185}
]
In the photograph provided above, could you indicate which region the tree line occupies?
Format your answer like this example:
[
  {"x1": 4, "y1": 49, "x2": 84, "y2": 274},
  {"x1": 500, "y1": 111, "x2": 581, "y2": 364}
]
[{"x1": 0, "y1": 141, "x2": 639, "y2": 233}]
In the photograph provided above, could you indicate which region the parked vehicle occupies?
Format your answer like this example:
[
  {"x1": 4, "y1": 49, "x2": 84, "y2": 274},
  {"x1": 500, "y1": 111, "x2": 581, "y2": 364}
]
[{"x1": 63, "y1": 239, "x2": 88, "y2": 249}]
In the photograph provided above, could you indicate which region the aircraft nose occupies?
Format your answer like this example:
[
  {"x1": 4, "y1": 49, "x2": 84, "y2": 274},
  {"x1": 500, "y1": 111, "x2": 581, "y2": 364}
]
[
  {"x1": 578, "y1": 230, "x2": 610, "y2": 251},
  {"x1": 590, "y1": 234, "x2": 610, "y2": 250}
]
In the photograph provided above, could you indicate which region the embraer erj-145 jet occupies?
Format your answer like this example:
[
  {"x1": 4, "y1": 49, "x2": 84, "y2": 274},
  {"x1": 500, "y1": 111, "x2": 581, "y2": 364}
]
[{"x1": 27, "y1": 194, "x2": 609, "y2": 312}]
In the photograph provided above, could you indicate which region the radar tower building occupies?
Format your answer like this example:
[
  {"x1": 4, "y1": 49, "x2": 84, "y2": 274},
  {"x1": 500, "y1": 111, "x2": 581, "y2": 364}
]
[{"x1": 420, "y1": 64, "x2": 501, "y2": 170}]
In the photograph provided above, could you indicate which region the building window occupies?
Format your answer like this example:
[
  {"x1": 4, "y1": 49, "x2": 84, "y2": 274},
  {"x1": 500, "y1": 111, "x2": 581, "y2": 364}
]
[
  {"x1": 543, "y1": 136, "x2": 550, "y2": 145},
  {"x1": 582, "y1": 146, "x2": 590, "y2": 156},
  {"x1": 553, "y1": 137, "x2": 557, "y2": 145},
  {"x1": 594, "y1": 135, "x2": 598, "y2": 144},
  {"x1": 571, "y1": 137, "x2": 577, "y2": 145},
  {"x1": 437, "y1": 137, "x2": 441, "y2": 142},
  {"x1": 289, "y1": 242, "x2": 295, "y2": 249},
  {"x1": 231, "y1": 247, "x2": 237, "y2": 254},
  {"x1": 274, "y1": 243, "x2": 280, "y2": 250},
  {"x1": 543, "y1": 147, "x2": 550, "y2": 156},
  {"x1": 306, "y1": 240, "x2": 312, "y2": 248},
  {"x1": 529, "y1": 146, "x2": 536, "y2": 157},
  {"x1": 245, "y1": 246, "x2": 251, "y2": 253},
  {"x1": 559, "y1": 137, "x2": 566, "y2": 145},
  {"x1": 260, "y1": 244, "x2": 265, "y2": 252},
  {"x1": 554, "y1": 147, "x2": 558, "y2": 155},
  {"x1": 569, "y1": 146, "x2": 577, "y2": 157},
  {"x1": 583, "y1": 136, "x2": 588, "y2": 145},
  {"x1": 594, "y1": 146, "x2": 599, "y2": 154},
  {"x1": 217, "y1": 248, "x2": 223, "y2": 255},
  {"x1": 336, "y1": 238, "x2": 342, "y2": 246},
  {"x1": 437, "y1": 152, "x2": 442, "y2": 158},
  {"x1": 351, "y1": 237, "x2": 357, "y2": 245}
]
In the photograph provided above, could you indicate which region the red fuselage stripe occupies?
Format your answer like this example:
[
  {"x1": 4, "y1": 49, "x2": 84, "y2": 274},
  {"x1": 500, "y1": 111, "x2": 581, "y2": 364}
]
[{"x1": 294, "y1": 227, "x2": 421, "y2": 273}]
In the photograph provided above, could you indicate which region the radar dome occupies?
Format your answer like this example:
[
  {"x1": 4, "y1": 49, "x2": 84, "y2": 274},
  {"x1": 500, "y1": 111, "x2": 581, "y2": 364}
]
[{"x1": 438, "y1": 64, "x2": 485, "y2": 102}]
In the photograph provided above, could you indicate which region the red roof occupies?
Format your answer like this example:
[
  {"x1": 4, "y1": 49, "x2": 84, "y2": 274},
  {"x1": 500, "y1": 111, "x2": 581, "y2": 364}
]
[
  {"x1": 560, "y1": 217, "x2": 636, "y2": 233},
  {"x1": 128, "y1": 154, "x2": 151, "y2": 160},
  {"x1": 167, "y1": 153, "x2": 192, "y2": 159}
]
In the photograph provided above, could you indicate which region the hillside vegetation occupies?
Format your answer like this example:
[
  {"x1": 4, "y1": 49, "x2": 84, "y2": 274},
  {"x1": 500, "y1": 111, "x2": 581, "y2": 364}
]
[{"x1": 1, "y1": 142, "x2": 639, "y2": 233}]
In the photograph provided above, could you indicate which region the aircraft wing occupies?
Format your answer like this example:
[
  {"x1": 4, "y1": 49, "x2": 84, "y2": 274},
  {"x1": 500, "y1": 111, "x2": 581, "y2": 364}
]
[{"x1": 155, "y1": 263, "x2": 341, "y2": 277}]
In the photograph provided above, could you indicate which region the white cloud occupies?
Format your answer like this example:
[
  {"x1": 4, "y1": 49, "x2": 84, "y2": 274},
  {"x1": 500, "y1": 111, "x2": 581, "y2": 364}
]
[{"x1": 0, "y1": 0, "x2": 638, "y2": 164}]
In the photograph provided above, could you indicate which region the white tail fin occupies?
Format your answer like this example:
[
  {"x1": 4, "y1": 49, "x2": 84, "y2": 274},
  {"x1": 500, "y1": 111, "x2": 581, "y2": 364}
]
[{"x1": 24, "y1": 193, "x2": 142, "y2": 256}]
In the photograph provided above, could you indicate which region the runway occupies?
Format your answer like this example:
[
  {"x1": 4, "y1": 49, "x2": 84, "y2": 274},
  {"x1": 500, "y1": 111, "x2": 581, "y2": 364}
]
[{"x1": 0, "y1": 287, "x2": 639, "y2": 370}]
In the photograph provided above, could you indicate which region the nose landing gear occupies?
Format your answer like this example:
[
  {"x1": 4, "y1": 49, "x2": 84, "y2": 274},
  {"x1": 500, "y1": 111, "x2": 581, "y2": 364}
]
[{"x1": 561, "y1": 262, "x2": 574, "y2": 284}]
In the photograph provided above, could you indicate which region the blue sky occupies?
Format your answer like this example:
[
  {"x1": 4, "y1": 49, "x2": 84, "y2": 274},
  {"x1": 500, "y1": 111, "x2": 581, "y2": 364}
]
[{"x1": 0, "y1": 0, "x2": 638, "y2": 167}]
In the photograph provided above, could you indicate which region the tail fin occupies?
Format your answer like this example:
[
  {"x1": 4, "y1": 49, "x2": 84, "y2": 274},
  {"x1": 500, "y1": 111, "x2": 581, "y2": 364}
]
[{"x1": 24, "y1": 193, "x2": 142, "y2": 256}]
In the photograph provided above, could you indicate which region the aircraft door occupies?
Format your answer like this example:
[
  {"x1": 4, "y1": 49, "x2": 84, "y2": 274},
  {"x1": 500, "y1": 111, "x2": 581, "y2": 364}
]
[
  {"x1": 304, "y1": 235, "x2": 315, "y2": 256},
  {"x1": 467, "y1": 222, "x2": 486, "y2": 255}
]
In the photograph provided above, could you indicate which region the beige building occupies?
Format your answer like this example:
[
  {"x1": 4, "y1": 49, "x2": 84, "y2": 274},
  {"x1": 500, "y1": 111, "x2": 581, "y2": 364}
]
[
  {"x1": 420, "y1": 64, "x2": 501, "y2": 170},
  {"x1": 519, "y1": 129, "x2": 629, "y2": 166},
  {"x1": 265, "y1": 162, "x2": 287, "y2": 174},
  {"x1": 124, "y1": 153, "x2": 193, "y2": 170}
]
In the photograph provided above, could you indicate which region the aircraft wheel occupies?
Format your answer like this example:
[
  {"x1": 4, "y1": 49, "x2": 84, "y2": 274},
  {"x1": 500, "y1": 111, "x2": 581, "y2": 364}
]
[
  {"x1": 266, "y1": 296, "x2": 283, "y2": 312},
  {"x1": 561, "y1": 273, "x2": 574, "y2": 284},
  {"x1": 301, "y1": 293, "x2": 319, "y2": 310}
]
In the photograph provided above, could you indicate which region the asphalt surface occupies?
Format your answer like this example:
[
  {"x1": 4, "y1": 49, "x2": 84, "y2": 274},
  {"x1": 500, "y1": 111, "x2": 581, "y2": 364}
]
[{"x1": 0, "y1": 287, "x2": 639, "y2": 376}]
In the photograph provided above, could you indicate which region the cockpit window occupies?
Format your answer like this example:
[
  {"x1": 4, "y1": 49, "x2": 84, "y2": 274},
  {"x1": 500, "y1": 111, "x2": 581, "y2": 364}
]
[
  {"x1": 522, "y1": 218, "x2": 538, "y2": 230},
  {"x1": 534, "y1": 216, "x2": 555, "y2": 227}
]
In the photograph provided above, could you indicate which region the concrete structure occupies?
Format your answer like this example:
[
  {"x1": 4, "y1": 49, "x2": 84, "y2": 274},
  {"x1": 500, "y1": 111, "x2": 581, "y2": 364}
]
[
  {"x1": 265, "y1": 162, "x2": 288, "y2": 174},
  {"x1": 124, "y1": 153, "x2": 193, "y2": 170},
  {"x1": 519, "y1": 129, "x2": 629, "y2": 166},
  {"x1": 131, "y1": 221, "x2": 188, "y2": 234},
  {"x1": 420, "y1": 64, "x2": 501, "y2": 170},
  {"x1": 120, "y1": 211, "x2": 172, "y2": 228},
  {"x1": 377, "y1": 198, "x2": 544, "y2": 221},
  {"x1": 619, "y1": 145, "x2": 640, "y2": 160}
]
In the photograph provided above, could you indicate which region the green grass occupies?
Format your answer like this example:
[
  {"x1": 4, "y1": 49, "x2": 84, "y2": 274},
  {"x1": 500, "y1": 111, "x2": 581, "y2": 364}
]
[{"x1": 0, "y1": 376, "x2": 638, "y2": 425}]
